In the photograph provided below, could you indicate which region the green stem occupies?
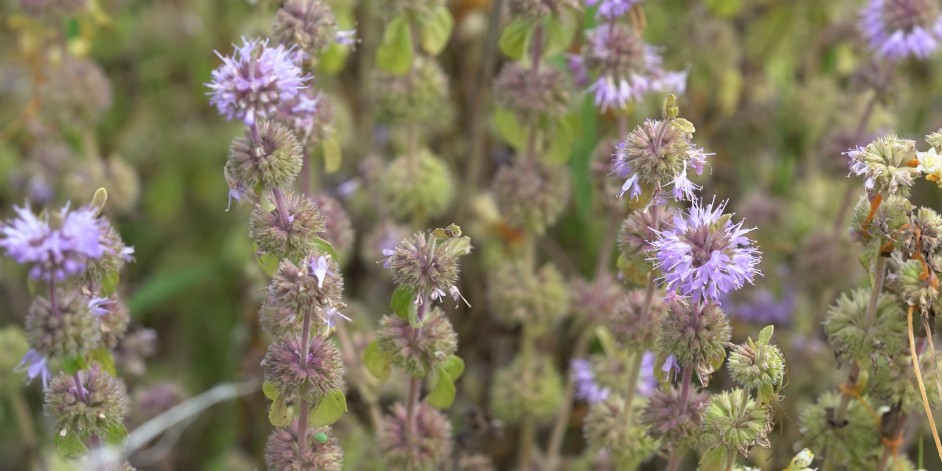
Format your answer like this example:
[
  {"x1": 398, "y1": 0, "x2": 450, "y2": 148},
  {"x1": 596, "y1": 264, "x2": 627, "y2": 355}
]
[{"x1": 296, "y1": 308, "x2": 313, "y2": 459}]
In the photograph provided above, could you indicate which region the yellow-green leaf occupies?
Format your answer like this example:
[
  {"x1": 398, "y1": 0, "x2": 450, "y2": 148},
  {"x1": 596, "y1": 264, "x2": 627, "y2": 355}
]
[
  {"x1": 418, "y1": 6, "x2": 453, "y2": 55},
  {"x1": 542, "y1": 12, "x2": 577, "y2": 58},
  {"x1": 492, "y1": 107, "x2": 527, "y2": 150},
  {"x1": 308, "y1": 389, "x2": 348, "y2": 427},
  {"x1": 390, "y1": 285, "x2": 417, "y2": 320},
  {"x1": 425, "y1": 368, "x2": 456, "y2": 409},
  {"x1": 89, "y1": 348, "x2": 117, "y2": 377},
  {"x1": 441, "y1": 355, "x2": 464, "y2": 380},
  {"x1": 364, "y1": 340, "x2": 392, "y2": 382},
  {"x1": 499, "y1": 18, "x2": 535, "y2": 60},
  {"x1": 54, "y1": 431, "x2": 88, "y2": 458},
  {"x1": 323, "y1": 136, "x2": 342, "y2": 174},
  {"x1": 698, "y1": 446, "x2": 728, "y2": 471},
  {"x1": 262, "y1": 381, "x2": 280, "y2": 401},
  {"x1": 671, "y1": 118, "x2": 696, "y2": 134},
  {"x1": 376, "y1": 13, "x2": 414, "y2": 75},
  {"x1": 269, "y1": 395, "x2": 291, "y2": 427}
]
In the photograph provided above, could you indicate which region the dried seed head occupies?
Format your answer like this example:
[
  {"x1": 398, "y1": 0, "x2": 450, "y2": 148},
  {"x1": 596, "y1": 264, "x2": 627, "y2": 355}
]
[
  {"x1": 846, "y1": 135, "x2": 920, "y2": 196},
  {"x1": 44, "y1": 365, "x2": 127, "y2": 440},
  {"x1": 798, "y1": 392, "x2": 881, "y2": 469},
  {"x1": 658, "y1": 299, "x2": 731, "y2": 383},
  {"x1": 641, "y1": 387, "x2": 710, "y2": 449},
  {"x1": 824, "y1": 288, "x2": 905, "y2": 364},
  {"x1": 702, "y1": 388, "x2": 772, "y2": 456},
  {"x1": 727, "y1": 340, "x2": 786, "y2": 390}
]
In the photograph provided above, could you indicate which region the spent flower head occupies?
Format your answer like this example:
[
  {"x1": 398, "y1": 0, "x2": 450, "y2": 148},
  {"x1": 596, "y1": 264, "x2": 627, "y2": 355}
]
[
  {"x1": 651, "y1": 198, "x2": 762, "y2": 302},
  {"x1": 208, "y1": 38, "x2": 310, "y2": 126},
  {"x1": 846, "y1": 135, "x2": 920, "y2": 196}
]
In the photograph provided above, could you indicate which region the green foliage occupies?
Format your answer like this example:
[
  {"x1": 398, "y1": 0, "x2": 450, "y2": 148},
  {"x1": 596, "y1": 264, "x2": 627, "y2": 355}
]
[
  {"x1": 376, "y1": 13, "x2": 414, "y2": 75},
  {"x1": 308, "y1": 389, "x2": 347, "y2": 427}
]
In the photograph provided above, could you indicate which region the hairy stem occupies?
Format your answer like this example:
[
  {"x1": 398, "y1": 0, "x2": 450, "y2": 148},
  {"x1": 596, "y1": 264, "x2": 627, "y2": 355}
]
[
  {"x1": 296, "y1": 308, "x2": 314, "y2": 459},
  {"x1": 405, "y1": 299, "x2": 428, "y2": 440}
]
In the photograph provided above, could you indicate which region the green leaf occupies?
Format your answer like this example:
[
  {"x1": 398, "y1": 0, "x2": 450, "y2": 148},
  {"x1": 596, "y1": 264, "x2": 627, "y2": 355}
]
[
  {"x1": 309, "y1": 389, "x2": 348, "y2": 427},
  {"x1": 758, "y1": 325, "x2": 774, "y2": 345},
  {"x1": 363, "y1": 340, "x2": 392, "y2": 382},
  {"x1": 27, "y1": 276, "x2": 37, "y2": 296},
  {"x1": 262, "y1": 381, "x2": 280, "y2": 401},
  {"x1": 706, "y1": 0, "x2": 744, "y2": 18},
  {"x1": 698, "y1": 446, "x2": 728, "y2": 471},
  {"x1": 390, "y1": 285, "x2": 417, "y2": 320},
  {"x1": 317, "y1": 8, "x2": 354, "y2": 73},
  {"x1": 545, "y1": 113, "x2": 578, "y2": 165},
  {"x1": 88, "y1": 348, "x2": 116, "y2": 377},
  {"x1": 418, "y1": 6, "x2": 453, "y2": 55},
  {"x1": 101, "y1": 270, "x2": 119, "y2": 296},
  {"x1": 104, "y1": 422, "x2": 127, "y2": 445},
  {"x1": 61, "y1": 355, "x2": 87, "y2": 375},
  {"x1": 542, "y1": 12, "x2": 577, "y2": 58},
  {"x1": 425, "y1": 368, "x2": 457, "y2": 409},
  {"x1": 376, "y1": 13, "x2": 414, "y2": 75},
  {"x1": 757, "y1": 381, "x2": 776, "y2": 405},
  {"x1": 499, "y1": 18, "x2": 535, "y2": 60},
  {"x1": 441, "y1": 355, "x2": 465, "y2": 380},
  {"x1": 323, "y1": 136, "x2": 342, "y2": 174},
  {"x1": 269, "y1": 395, "x2": 292, "y2": 427},
  {"x1": 309, "y1": 237, "x2": 340, "y2": 261},
  {"x1": 91, "y1": 188, "x2": 108, "y2": 216},
  {"x1": 54, "y1": 430, "x2": 88, "y2": 458},
  {"x1": 257, "y1": 252, "x2": 281, "y2": 277},
  {"x1": 492, "y1": 107, "x2": 527, "y2": 150}
]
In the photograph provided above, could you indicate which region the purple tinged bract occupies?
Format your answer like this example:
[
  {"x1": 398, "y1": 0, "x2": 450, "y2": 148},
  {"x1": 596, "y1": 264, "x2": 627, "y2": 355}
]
[
  {"x1": 207, "y1": 37, "x2": 310, "y2": 126},
  {"x1": 0, "y1": 204, "x2": 106, "y2": 281},
  {"x1": 651, "y1": 198, "x2": 762, "y2": 303}
]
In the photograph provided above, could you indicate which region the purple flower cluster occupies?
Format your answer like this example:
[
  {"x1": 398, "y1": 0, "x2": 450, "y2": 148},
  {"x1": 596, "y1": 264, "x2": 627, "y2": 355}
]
[
  {"x1": 571, "y1": 353, "x2": 656, "y2": 404},
  {"x1": 724, "y1": 287, "x2": 794, "y2": 325},
  {"x1": 585, "y1": 0, "x2": 643, "y2": 19},
  {"x1": 207, "y1": 37, "x2": 310, "y2": 126},
  {"x1": 651, "y1": 199, "x2": 761, "y2": 303},
  {"x1": 0, "y1": 204, "x2": 106, "y2": 281},
  {"x1": 860, "y1": 0, "x2": 942, "y2": 60}
]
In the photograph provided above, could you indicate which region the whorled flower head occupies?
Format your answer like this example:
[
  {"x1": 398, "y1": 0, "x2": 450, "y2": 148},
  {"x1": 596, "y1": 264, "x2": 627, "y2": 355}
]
[
  {"x1": 82, "y1": 217, "x2": 134, "y2": 287},
  {"x1": 493, "y1": 63, "x2": 570, "y2": 121},
  {"x1": 641, "y1": 387, "x2": 710, "y2": 448},
  {"x1": 273, "y1": 0, "x2": 340, "y2": 57},
  {"x1": 42, "y1": 56, "x2": 112, "y2": 125},
  {"x1": 609, "y1": 288, "x2": 666, "y2": 350},
  {"x1": 114, "y1": 327, "x2": 158, "y2": 378},
  {"x1": 902, "y1": 207, "x2": 942, "y2": 255},
  {"x1": 824, "y1": 288, "x2": 904, "y2": 364},
  {"x1": 651, "y1": 199, "x2": 761, "y2": 302},
  {"x1": 614, "y1": 120, "x2": 707, "y2": 202},
  {"x1": 891, "y1": 257, "x2": 941, "y2": 311},
  {"x1": 266, "y1": 251, "x2": 345, "y2": 321},
  {"x1": 583, "y1": 396, "x2": 659, "y2": 469},
  {"x1": 262, "y1": 333, "x2": 344, "y2": 401},
  {"x1": 798, "y1": 392, "x2": 881, "y2": 469},
  {"x1": 382, "y1": 150, "x2": 456, "y2": 221},
  {"x1": 385, "y1": 230, "x2": 472, "y2": 301},
  {"x1": 26, "y1": 290, "x2": 102, "y2": 361},
  {"x1": 249, "y1": 191, "x2": 325, "y2": 260},
  {"x1": 310, "y1": 194, "x2": 355, "y2": 257},
  {"x1": 581, "y1": 24, "x2": 686, "y2": 112},
  {"x1": 851, "y1": 194, "x2": 913, "y2": 243},
  {"x1": 227, "y1": 120, "x2": 302, "y2": 190},
  {"x1": 871, "y1": 349, "x2": 942, "y2": 412},
  {"x1": 376, "y1": 307, "x2": 457, "y2": 377},
  {"x1": 702, "y1": 388, "x2": 772, "y2": 456},
  {"x1": 617, "y1": 206, "x2": 674, "y2": 258},
  {"x1": 361, "y1": 220, "x2": 409, "y2": 271},
  {"x1": 277, "y1": 89, "x2": 335, "y2": 144},
  {"x1": 380, "y1": 402, "x2": 452, "y2": 471},
  {"x1": 372, "y1": 57, "x2": 449, "y2": 125},
  {"x1": 490, "y1": 356, "x2": 564, "y2": 423},
  {"x1": 569, "y1": 274, "x2": 627, "y2": 326},
  {"x1": 0, "y1": 203, "x2": 107, "y2": 281},
  {"x1": 89, "y1": 295, "x2": 130, "y2": 349},
  {"x1": 487, "y1": 262, "x2": 569, "y2": 329},
  {"x1": 860, "y1": 0, "x2": 942, "y2": 60},
  {"x1": 492, "y1": 160, "x2": 571, "y2": 235},
  {"x1": 846, "y1": 135, "x2": 920, "y2": 196},
  {"x1": 44, "y1": 364, "x2": 127, "y2": 440},
  {"x1": 207, "y1": 38, "x2": 309, "y2": 126},
  {"x1": 265, "y1": 425, "x2": 344, "y2": 471},
  {"x1": 658, "y1": 299, "x2": 731, "y2": 382},
  {"x1": 130, "y1": 382, "x2": 185, "y2": 427},
  {"x1": 727, "y1": 339, "x2": 786, "y2": 390}
]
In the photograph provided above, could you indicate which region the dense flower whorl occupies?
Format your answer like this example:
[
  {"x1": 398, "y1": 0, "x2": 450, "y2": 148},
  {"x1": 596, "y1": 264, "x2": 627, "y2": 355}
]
[
  {"x1": 860, "y1": 0, "x2": 942, "y2": 60},
  {"x1": 492, "y1": 160, "x2": 571, "y2": 235},
  {"x1": 727, "y1": 339, "x2": 785, "y2": 390},
  {"x1": 273, "y1": 0, "x2": 340, "y2": 57},
  {"x1": 583, "y1": 396, "x2": 659, "y2": 469},
  {"x1": 609, "y1": 288, "x2": 666, "y2": 350},
  {"x1": 487, "y1": 262, "x2": 569, "y2": 328},
  {"x1": 226, "y1": 120, "x2": 302, "y2": 190},
  {"x1": 265, "y1": 425, "x2": 344, "y2": 471},
  {"x1": 798, "y1": 392, "x2": 881, "y2": 469},
  {"x1": 618, "y1": 206, "x2": 674, "y2": 258},
  {"x1": 207, "y1": 37, "x2": 309, "y2": 126},
  {"x1": 262, "y1": 333, "x2": 344, "y2": 400},
  {"x1": 311, "y1": 194, "x2": 355, "y2": 257},
  {"x1": 658, "y1": 299, "x2": 731, "y2": 381},
  {"x1": 0, "y1": 204, "x2": 107, "y2": 280},
  {"x1": 376, "y1": 308, "x2": 457, "y2": 377},
  {"x1": 44, "y1": 365, "x2": 128, "y2": 439},
  {"x1": 91, "y1": 295, "x2": 130, "y2": 349},
  {"x1": 266, "y1": 251, "x2": 345, "y2": 320},
  {"x1": 493, "y1": 63, "x2": 570, "y2": 120},
  {"x1": 702, "y1": 389, "x2": 772, "y2": 455},
  {"x1": 641, "y1": 387, "x2": 710, "y2": 448},
  {"x1": 614, "y1": 120, "x2": 707, "y2": 201},
  {"x1": 249, "y1": 191, "x2": 325, "y2": 260},
  {"x1": 380, "y1": 402, "x2": 453, "y2": 471},
  {"x1": 26, "y1": 291, "x2": 101, "y2": 360},
  {"x1": 385, "y1": 231, "x2": 472, "y2": 300},
  {"x1": 490, "y1": 356, "x2": 564, "y2": 423},
  {"x1": 382, "y1": 150, "x2": 456, "y2": 221},
  {"x1": 651, "y1": 199, "x2": 761, "y2": 302},
  {"x1": 823, "y1": 288, "x2": 905, "y2": 363},
  {"x1": 846, "y1": 135, "x2": 920, "y2": 196},
  {"x1": 587, "y1": 0, "x2": 642, "y2": 19}
]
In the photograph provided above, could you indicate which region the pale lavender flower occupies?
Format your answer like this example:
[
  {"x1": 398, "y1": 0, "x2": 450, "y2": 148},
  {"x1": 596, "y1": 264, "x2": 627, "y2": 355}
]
[
  {"x1": 860, "y1": 0, "x2": 942, "y2": 60},
  {"x1": 572, "y1": 358, "x2": 610, "y2": 404},
  {"x1": 88, "y1": 296, "x2": 111, "y2": 316},
  {"x1": 207, "y1": 37, "x2": 310, "y2": 126},
  {"x1": 335, "y1": 29, "x2": 357, "y2": 46},
  {"x1": 636, "y1": 351, "x2": 657, "y2": 397},
  {"x1": 0, "y1": 204, "x2": 105, "y2": 280},
  {"x1": 724, "y1": 287, "x2": 795, "y2": 325},
  {"x1": 671, "y1": 166, "x2": 699, "y2": 201},
  {"x1": 16, "y1": 349, "x2": 50, "y2": 389},
  {"x1": 586, "y1": 0, "x2": 642, "y2": 19},
  {"x1": 309, "y1": 254, "x2": 330, "y2": 288},
  {"x1": 323, "y1": 306, "x2": 351, "y2": 329},
  {"x1": 651, "y1": 198, "x2": 762, "y2": 303}
]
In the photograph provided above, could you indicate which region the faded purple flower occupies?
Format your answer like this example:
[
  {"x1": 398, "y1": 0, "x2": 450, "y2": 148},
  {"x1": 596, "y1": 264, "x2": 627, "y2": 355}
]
[
  {"x1": 572, "y1": 358, "x2": 609, "y2": 404},
  {"x1": 323, "y1": 307, "x2": 351, "y2": 329},
  {"x1": 586, "y1": 0, "x2": 642, "y2": 19},
  {"x1": 309, "y1": 254, "x2": 330, "y2": 288},
  {"x1": 207, "y1": 37, "x2": 310, "y2": 126},
  {"x1": 724, "y1": 287, "x2": 795, "y2": 325},
  {"x1": 16, "y1": 349, "x2": 50, "y2": 389},
  {"x1": 0, "y1": 204, "x2": 106, "y2": 280},
  {"x1": 651, "y1": 198, "x2": 762, "y2": 303},
  {"x1": 860, "y1": 0, "x2": 942, "y2": 60}
]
